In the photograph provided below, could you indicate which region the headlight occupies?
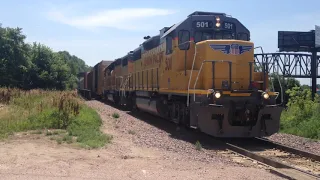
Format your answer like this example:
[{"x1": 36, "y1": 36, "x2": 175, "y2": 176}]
[
  {"x1": 215, "y1": 91, "x2": 221, "y2": 98},
  {"x1": 216, "y1": 16, "x2": 221, "y2": 27},
  {"x1": 262, "y1": 92, "x2": 269, "y2": 99}
]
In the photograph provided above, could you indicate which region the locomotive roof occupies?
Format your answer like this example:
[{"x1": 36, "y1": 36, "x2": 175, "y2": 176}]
[
  {"x1": 100, "y1": 60, "x2": 113, "y2": 66},
  {"x1": 161, "y1": 20, "x2": 184, "y2": 39},
  {"x1": 187, "y1": 11, "x2": 227, "y2": 17},
  {"x1": 132, "y1": 46, "x2": 142, "y2": 52},
  {"x1": 161, "y1": 11, "x2": 230, "y2": 39},
  {"x1": 143, "y1": 35, "x2": 160, "y2": 44}
]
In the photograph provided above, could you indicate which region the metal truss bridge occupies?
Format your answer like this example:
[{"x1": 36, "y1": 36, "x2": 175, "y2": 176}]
[{"x1": 254, "y1": 53, "x2": 320, "y2": 78}]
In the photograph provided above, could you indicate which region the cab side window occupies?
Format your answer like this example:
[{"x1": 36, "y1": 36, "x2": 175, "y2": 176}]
[
  {"x1": 237, "y1": 33, "x2": 249, "y2": 41},
  {"x1": 178, "y1": 30, "x2": 190, "y2": 50},
  {"x1": 194, "y1": 32, "x2": 202, "y2": 43},
  {"x1": 166, "y1": 36, "x2": 173, "y2": 55}
]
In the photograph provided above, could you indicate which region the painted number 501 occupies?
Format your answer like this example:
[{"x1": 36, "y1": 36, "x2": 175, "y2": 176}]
[
  {"x1": 196, "y1": 22, "x2": 209, "y2": 28},
  {"x1": 224, "y1": 23, "x2": 233, "y2": 29}
]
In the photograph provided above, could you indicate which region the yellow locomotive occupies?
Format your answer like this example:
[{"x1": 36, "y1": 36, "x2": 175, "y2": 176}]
[{"x1": 84, "y1": 11, "x2": 284, "y2": 138}]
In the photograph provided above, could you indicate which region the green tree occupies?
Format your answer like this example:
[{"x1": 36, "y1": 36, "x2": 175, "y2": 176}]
[
  {"x1": 0, "y1": 24, "x2": 90, "y2": 90},
  {"x1": 268, "y1": 73, "x2": 300, "y2": 105},
  {"x1": 0, "y1": 24, "x2": 31, "y2": 88}
]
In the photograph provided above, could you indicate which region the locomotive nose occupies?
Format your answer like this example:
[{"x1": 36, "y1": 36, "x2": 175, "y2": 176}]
[{"x1": 202, "y1": 40, "x2": 254, "y2": 91}]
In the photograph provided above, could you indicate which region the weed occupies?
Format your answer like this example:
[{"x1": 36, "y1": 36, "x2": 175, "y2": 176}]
[
  {"x1": 46, "y1": 130, "x2": 53, "y2": 136},
  {"x1": 67, "y1": 105, "x2": 113, "y2": 148},
  {"x1": 195, "y1": 141, "x2": 202, "y2": 151},
  {"x1": 56, "y1": 138, "x2": 62, "y2": 144},
  {"x1": 112, "y1": 112, "x2": 120, "y2": 119},
  {"x1": 62, "y1": 135, "x2": 73, "y2": 144},
  {"x1": 0, "y1": 88, "x2": 112, "y2": 148},
  {"x1": 128, "y1": 130, "x2": 136, "y2": 135}
]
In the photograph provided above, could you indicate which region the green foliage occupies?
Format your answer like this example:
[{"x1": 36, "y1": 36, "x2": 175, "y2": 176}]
[
  {"x1": 195, "y1": 140, "x2": 202, "y2": 151},
  {"x1": 268, "y1": 73, "x2": 301, "y2": 104},
  {"x1": 67, "y1": 105, "x2": 113, "y2": 148},
  {"x1": 0, "y1": 24, "x2": 91, "y2": 90},
  {"x1": 112, "y1": 112, "x2": 120, "y2": 119},
  {"x1": 0, "y1": 88, "x2": 111, "y2": 148},
  {"x1": 280, "y1": 86, "x2": 320, "y2": 139}
]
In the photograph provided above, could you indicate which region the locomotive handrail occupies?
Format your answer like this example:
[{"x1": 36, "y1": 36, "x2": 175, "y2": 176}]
[
  {"x1": 254, "y1": 46, "x2": 276, "y2": 92},
  {"x1": 120, "y1": 74, "x2": 132, "y2": 97},
  {"x1": 254, "y1": 53, "x2": 284, "y2": 104},
  {"x1": 187, "y1": 41, "x2": 198, "y2": 107},
  {"x1": 274, "y1": 72, "x2": 284, "y2": 104},
  {"x1": 193, "y1": 60, "x2": 232, "y2": 102},
  {"x1": 115, "y1": 76, "x2": 123, "y2": 92},
  {"x1": 254, "y1": 46, "x2": 264, "y2": 54}
]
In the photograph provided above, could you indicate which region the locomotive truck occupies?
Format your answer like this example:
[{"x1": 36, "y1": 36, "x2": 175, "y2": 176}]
[{"x1": 78, "y1": 11, "x2": 284, "y2": 138}]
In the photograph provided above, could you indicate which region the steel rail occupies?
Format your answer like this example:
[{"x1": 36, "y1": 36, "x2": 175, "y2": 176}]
[
  {"x1": 224, "y1": 139, "x2": 320, "y2": 180},
  {"x1": 255, "y1": 137, "x2": 320, "y2": 161}
]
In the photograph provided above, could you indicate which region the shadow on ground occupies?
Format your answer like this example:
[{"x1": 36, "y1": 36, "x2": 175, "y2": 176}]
[{"x1": 99, "y1": 99, "x2": 228, "y2": 152}]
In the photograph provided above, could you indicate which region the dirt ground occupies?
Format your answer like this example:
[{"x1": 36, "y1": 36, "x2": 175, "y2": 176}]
[{"x1": 0, "y1": 100, "x2": 285, "y2": 180}]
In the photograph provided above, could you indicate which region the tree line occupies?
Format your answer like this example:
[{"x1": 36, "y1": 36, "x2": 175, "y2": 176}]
[{"x1": 0, "y1": 24, "x2": 91, "y2": 90}]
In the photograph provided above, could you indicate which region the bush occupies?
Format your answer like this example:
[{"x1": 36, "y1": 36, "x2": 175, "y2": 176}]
[
  {"x1": 0, "y1": 88, "x2": 111, "y2": 148},
  {"x1": 195, "y1": 141, "x2": 202, "y2": 151},
  {"x1": 112, "y1": 112, "x2": 120, "y2": 119},
  {"x1": 280, "y1": 86, "x2": 320, "y2": 139}
]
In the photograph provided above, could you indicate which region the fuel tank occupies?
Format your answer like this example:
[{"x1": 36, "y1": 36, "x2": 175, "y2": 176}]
[{"x1": 135, "y1": 97, "x2": 168, "y2": 117}]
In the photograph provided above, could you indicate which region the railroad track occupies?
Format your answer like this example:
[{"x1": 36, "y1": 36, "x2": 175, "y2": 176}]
[{"x1": 223, "y1": 137, "x2": 320, "y2": 180}]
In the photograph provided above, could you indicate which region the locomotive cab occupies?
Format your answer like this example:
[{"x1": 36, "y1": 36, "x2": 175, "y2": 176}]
[{"x1": 158, "y1": 11, "x2": 285, "y2": 137}]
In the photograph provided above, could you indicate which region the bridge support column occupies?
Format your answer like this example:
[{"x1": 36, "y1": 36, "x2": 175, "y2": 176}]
[{"x1": 311, "y1": 49, "x2": 317, "y2": 100}]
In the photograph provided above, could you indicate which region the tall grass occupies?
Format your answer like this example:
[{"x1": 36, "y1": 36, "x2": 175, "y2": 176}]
[
  {"x1": 280, "y1": 87, "x2": 320, "y2": 140},
  {"x1": 0, "y1": 88, "x2": 112, "y2": 148}
]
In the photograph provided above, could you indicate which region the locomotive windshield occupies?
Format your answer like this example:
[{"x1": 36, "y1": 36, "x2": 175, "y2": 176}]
[{"x1": 194, "y1": 31, "x2": 234, "y2": 43}]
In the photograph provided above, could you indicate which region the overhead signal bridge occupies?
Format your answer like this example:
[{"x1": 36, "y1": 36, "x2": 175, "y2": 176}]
[
  {"x1": 254, "y1": 53, "x2": 320, "y2": 78},
  {"x1": 253, "y1": 26, "x2": 320, "y2": 99}
]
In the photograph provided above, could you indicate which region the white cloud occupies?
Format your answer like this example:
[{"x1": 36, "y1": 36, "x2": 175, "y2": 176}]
[{"x1": 46, "y1": 8, "x2": 177, "y2": 31}]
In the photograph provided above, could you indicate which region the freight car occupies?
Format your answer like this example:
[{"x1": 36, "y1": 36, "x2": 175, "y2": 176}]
[
  {"x1": 80, "y1": 11, "x2": 284, "y2": 138},
  {"x1": 78, "y1": 60, "x2": 113, "y2": 100}
]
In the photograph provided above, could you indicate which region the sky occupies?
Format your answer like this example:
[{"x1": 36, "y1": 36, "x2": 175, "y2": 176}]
[{"x1": 1, "y1": 0, "x2": 320, "y2": 85}]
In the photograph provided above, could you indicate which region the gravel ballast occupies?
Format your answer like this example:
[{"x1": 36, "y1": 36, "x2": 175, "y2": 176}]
[
  {"x1": 83, "y1": 100, "x2": 287, "y2": 180},
  {"x1": 86, "y1": 100, "x2": 232, "y2": 164},
  {"x1": 267, "y1": 133, "x2": 320, "y2": 155}
]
